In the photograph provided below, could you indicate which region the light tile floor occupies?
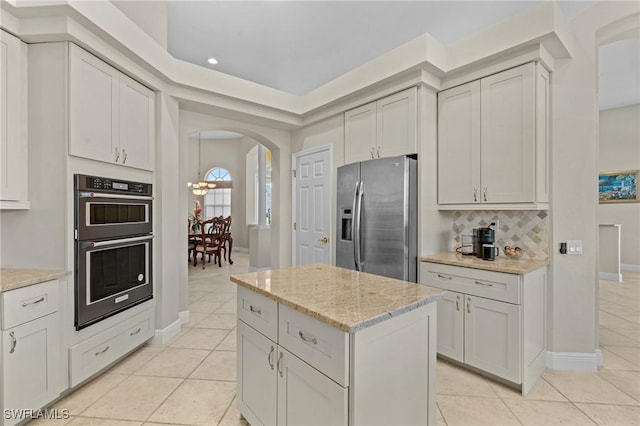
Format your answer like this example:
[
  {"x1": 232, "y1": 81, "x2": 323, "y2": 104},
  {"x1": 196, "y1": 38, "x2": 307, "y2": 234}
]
[{"x1": 34, "y1": 256, "x2": 639, "y2": 425}]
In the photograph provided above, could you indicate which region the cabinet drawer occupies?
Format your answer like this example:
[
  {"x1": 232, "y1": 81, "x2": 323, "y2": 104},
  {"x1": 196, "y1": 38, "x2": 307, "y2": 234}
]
[
  {"x1": 69, "y1": 309, "x2": 153, "y2": 387},
  {"x1": 1, "y1": 280, "x2": 59, "y2": 330},
  {"x1": 421, "y1": 263, "x2": 520, "y2": 304},
  {"x1": 278, "y1": 304, "x2": 349, "y2": 387},
  {"x1": 237, "y1": 287, "x2": 278, "y2": 341}
]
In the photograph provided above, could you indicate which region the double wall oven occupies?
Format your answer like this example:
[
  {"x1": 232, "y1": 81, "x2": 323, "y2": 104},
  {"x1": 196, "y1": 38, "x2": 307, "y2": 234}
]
[{"x1": 74, "y1": 174, "x2": 153, "y2": 330}]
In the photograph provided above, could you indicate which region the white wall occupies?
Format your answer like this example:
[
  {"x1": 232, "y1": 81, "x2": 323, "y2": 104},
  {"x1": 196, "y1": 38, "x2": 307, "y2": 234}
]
[
  {"x1": 549, "y1": 3, "x2": 639, "y2": 356},
  {"x1": 187, "y1": 135, "x2": 256, "y2": 249},
  {"x1": 111, "y1": 0, "x2": 167, "y2": 49},
  {"x1": 179, "y1": 108, "x2": 292, "y2": 269},
  {"x1": 598, "y1": 104, "x2": 640, "y2": 269}
]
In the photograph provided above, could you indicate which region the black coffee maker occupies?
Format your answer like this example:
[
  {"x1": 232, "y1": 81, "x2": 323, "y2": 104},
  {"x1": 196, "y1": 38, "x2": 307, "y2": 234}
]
[{"x1": 473, "y1": 223, "x2": 496, "y2": 258}]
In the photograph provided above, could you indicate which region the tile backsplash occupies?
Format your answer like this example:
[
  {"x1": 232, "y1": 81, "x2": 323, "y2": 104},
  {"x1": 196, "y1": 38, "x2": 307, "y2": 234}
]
[{"x1": 452, "y1": 210, "x2": 549, "y2": 260}]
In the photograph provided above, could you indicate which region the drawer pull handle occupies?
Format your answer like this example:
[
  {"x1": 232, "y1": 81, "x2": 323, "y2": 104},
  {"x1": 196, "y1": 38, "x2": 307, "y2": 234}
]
[
  {"x1": 467, "y1": 298, "x2": 471, "y2": 314},
  {"x1": 122, "y1": 148, "x2": 127, "y2": 164},
  {"x1": 455, "y1": 295, "x2": 460, "y2": 311},
  {"x1": 130, "y1": 328, "x2": 142, "y2": 336},
  {"x1": 95, "y1": 346, "x2": 110, "y2": 356},
  {"x1": 277, "y1": 352, "x2": 284, "y2": 378},
  {"x1": 268, "y1": 346, "x2": 275, "y2": 370},
  {"x1": 249, "y1": 305, "x2": 262, "y2": 315},
  {"x1": 298, "y1": 331, "x2": 317, "y2": 345},
  {"x1": 9, "y1": 332, "x2": 16, "y2": 354},
  {"x1": 474, "y1": 280, "x2": 493, "y2": 287},
  {"x1": 22, "y1": 296, "x2": 45, "y2": 307},
  {"x1": 437, "y1": 274, "x2": 452, "y2": 280}
]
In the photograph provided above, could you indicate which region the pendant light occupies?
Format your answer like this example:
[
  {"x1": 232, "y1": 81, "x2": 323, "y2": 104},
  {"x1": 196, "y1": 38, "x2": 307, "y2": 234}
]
[{"x1": 189, "y1": 132, "x2": 216, "y2": 196}]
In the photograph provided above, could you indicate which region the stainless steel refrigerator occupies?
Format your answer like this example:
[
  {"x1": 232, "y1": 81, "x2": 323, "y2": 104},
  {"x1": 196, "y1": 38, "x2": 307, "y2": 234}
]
[{"x1": 336, "y1": 155, "x2": 417, "y2": 282}]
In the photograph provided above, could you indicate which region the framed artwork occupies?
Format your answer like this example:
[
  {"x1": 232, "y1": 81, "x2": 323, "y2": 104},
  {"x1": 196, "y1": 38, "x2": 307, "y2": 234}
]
[{"x1": 599, "y1": 170, "x2": 639, "y2": 203}]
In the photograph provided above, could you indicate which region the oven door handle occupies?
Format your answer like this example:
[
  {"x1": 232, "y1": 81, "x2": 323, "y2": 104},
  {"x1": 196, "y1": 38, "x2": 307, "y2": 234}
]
[
  {"x1": 88, "y1": 235, "x2": 154, "y2": 247},
  {"x1": 78, "y1": 192, "x2": 153, "y2": 201}
]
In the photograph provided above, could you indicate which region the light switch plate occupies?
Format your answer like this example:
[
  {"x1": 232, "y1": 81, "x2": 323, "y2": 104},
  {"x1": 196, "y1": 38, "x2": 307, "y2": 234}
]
[{"x1": 567, "y1": 240, "x2": 583, "y2": 255}]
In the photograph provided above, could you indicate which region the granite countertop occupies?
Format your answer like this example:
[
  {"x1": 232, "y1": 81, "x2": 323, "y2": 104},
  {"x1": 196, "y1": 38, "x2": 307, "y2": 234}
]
[
  {"x1": 0, "y1": 268, "x2": 71, "y2": 293},
  {"x1": 231, "y1": 264, "x2": 445, "y2": 333},
  {"x1": 420, "y1": 252, "x2": 548, "y2": 275}
]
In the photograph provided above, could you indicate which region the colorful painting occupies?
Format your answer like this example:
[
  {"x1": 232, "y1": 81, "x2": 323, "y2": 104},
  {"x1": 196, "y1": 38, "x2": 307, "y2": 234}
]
[{"x1": 599, "y1": 170, "x2": 639, "y2": 203}]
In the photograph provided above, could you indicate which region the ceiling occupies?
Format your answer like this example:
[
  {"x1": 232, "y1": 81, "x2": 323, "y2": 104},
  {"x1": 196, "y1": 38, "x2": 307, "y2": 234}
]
[{"x1": 166, "y1": 1, "x2": 638, "y2": 109}]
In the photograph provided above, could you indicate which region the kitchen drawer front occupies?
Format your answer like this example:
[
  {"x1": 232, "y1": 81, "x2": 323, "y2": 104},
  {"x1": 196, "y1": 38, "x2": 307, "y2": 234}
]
[
  {"x1": 1, "y1": 280, "x2": 59, "y2": 330},
  {"x1": 69, "y1": 309, "x2": 153, "y2": 387},
  {"x1": 237, "y1": 287, "x2": 278, "y2": 341},
  {"x1": 278, "y1": 304, "x2": 349, "y2": 387},
  {"x1": 421, "y1": 263, "x2": 520, "y2": 304}
]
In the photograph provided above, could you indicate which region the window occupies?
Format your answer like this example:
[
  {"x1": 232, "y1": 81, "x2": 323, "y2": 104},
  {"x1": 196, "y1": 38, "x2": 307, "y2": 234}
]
[{"x1": 203, "y1": 167, "x2": 232, "y2": 218}]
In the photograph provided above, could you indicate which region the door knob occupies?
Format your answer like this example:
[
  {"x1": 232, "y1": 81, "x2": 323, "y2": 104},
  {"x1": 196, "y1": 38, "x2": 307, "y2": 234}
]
[{"x1": 318, "y1": 237, "x2": 329, "y2": 244}]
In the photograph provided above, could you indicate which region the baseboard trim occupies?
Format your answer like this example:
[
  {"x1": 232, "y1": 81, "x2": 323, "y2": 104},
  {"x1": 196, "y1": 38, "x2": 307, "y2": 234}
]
[
  {"x1": 248, "y1": 266, "x2": 271, "y2": 272},
  {"x1": 546, "y1": 351, "x2": 599, "y2": 372},
  {"x1": 150, "y1": 318, "x2": 181, "y2": 345},
  {"x1": 179, "y1": 310, "x2": 190, "y2": 325},
  {"x1": 621, "y1": 264, "x2": 640, "y2": 272},
  {"x1": 233, "y1": 247, "x2": 249, "y2": 253},
  {"x1": 596, "y1": 348, "x2": 603, "y2": 366},
  {"x1": 599, "y1": 272, "x2": 622, "y2": 282}
]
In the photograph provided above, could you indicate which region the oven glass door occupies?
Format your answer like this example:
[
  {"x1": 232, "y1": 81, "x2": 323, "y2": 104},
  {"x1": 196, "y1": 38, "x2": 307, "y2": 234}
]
[
  {"x1": 76, "y1": 235, "x2": 153, "y2": 329},
  {"x1": 77, "y1": 193, "x2": 152, "y2": 240}
]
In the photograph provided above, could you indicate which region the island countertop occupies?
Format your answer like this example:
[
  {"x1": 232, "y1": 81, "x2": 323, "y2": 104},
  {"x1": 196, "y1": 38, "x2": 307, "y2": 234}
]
[
  {"x1": 231, "y1": 264, "x2": 445, "y2": 333},
  {"x1": 1, "y1": 268, "x2": 71, "y2": 293},
  {"x1": 420, "y1": 252, "x2": 548, "y2": 275}
]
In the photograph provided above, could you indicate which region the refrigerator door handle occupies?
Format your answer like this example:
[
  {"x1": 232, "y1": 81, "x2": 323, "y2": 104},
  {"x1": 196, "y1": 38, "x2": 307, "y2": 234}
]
[
  {"x1": 355, "y1": 181, "x2": 364, "y2": 271},
  {"x1": 352, "y1": 181, "x2": 359, "y2": 270}
]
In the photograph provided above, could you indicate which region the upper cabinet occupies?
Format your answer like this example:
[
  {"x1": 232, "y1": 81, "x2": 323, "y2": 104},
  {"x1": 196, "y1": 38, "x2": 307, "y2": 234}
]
[
  {"x1": 345, "y1": 87, "x2": 417, "y2": 164},
  {"x1": 69, "y1": 44, "x2": 155, "y2": 171},
  {"x1": 0, "y1": 30, "x2": 29, "y2": 209},
  {"x1": 438, "y1": 63, "x2": 549, "y2": 209}
]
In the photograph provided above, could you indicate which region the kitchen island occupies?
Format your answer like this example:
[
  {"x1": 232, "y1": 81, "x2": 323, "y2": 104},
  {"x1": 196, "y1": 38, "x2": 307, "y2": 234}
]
[{"x1": 231, "y1": 264, "x2": 445, "y2": 426}]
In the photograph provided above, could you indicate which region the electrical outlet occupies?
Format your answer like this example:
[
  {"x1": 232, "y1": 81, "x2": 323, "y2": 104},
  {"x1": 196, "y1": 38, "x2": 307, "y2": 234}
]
[{"x1": 567, "y1": 240, "x2": 583, "y2": 255}]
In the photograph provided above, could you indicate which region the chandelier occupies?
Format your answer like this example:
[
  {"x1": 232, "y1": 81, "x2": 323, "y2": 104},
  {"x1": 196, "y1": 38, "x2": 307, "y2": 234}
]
[{"x1": 187, "y1": 132, "x2": 217, "y2": 196}]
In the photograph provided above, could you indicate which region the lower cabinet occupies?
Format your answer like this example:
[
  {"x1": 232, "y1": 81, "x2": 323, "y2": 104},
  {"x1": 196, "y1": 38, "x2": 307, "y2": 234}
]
[
  {"x1": 422, "y1": 262, "x2": 546, "y2": 395},
  {"x1": 438, "y1": 291, "x2": 521, "y2": 383},
  {"x1": 237, "y1": 321, "x2": 348, "y2": 426},
  {"x1": 0, "y1": 280, "x2": 63, "y2": 426},
  {"x1": 236, "y1": 286, "x2": 436, "y2": 425}
]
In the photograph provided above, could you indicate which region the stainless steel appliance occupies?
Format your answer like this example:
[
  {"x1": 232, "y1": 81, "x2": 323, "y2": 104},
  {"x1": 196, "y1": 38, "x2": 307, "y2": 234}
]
[
  {"x1": 336, "y1": 155, "x2": 417, "y2": 282},
  {"x1": 74, "y1": 174, "x2": 153, "y2": 330}
]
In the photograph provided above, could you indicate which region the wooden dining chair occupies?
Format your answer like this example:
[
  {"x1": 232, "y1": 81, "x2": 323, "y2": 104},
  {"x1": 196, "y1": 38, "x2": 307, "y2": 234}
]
[
  {"x1": 221, "y1": 215, "x2": 233, "y2": 264},
  {"x1": 193, "y1": 217, "x2": 224, "y2": 268}
]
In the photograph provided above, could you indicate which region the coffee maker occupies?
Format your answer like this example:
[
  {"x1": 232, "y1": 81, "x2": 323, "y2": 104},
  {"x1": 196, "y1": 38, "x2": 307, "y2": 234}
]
[{"x1": 473, "y1": 223, "x2": 496, "y2": 259}]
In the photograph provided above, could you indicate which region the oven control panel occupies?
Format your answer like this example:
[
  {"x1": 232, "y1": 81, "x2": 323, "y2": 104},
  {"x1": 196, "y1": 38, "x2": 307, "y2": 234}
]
[{"x1": 76, "y1": 174, "x2": 152, "y2": 196}]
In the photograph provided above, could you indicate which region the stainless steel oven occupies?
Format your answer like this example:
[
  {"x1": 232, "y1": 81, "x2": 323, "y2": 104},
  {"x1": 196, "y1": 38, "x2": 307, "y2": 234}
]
[{"x1": 74, "y1": 174, "x2": 153, "y2": 330}]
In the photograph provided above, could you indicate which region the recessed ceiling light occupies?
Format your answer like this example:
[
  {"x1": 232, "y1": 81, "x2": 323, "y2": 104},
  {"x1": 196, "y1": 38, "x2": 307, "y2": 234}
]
[{"x1": 207, "y1": 57, "x2": 218, "y2": 65}]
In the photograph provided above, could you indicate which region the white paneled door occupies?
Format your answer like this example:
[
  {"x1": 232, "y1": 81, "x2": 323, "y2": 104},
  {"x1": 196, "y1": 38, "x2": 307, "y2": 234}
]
[{"x1": 293, "y1": 146, "x2": 331, "y2": 266}]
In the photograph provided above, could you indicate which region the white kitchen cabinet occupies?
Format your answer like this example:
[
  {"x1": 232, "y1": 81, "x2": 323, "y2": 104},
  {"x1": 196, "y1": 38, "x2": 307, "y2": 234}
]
[
  {"x1": 277, "y1": 346, "x2": 348, "y2": 426},
  {"x1": 69, "y1": 43, "x2": 155, "y2": 171},
  {"x1": 237, "y1": 321, "x2": 347, "y2": 426},
  {"x1": 344, "y1": 87, "x2": 417, "y2": 164},
  {"x1": 0, "y1": 30, "x2": 29, "y2": 209},
  {"x1": 236, "y1": 285, "x2": 436, "y2": 425},
  {"x1": 422, "y1": 262, "x2": 545, "y2": 395},
  {"x1": 438, "y1": 62, "x2": 549, "y2": 209},
  {"x1": 1, "y1": 280, "x2": 63, "y2": 426},
  {"x1": 236, "y1": 320, "x2": 279, "y2": 425}
]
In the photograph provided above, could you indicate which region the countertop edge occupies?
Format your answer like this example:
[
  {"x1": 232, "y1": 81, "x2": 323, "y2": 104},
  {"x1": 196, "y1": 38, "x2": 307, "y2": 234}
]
[
  {"x1": 231, "y1": 277, "x2": 445, "y2": 333},
  {"x1": 1, "y1": 269, "x2": 71, "y2": 293},
  {"x1": 420, "y1": 253, "x2": 549, "y2": 275}
]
